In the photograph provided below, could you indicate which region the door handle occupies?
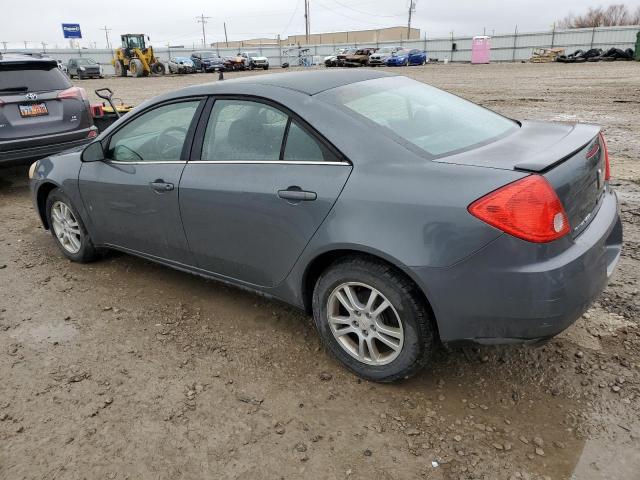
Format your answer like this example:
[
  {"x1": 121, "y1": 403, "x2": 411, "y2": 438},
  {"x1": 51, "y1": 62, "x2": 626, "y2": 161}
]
[
  {"x1": 150, "y1": 180, "x2": 174, "y2": 193},
  {"x1": 278, "y1": 187, "x2": 317, "y2": 202}
]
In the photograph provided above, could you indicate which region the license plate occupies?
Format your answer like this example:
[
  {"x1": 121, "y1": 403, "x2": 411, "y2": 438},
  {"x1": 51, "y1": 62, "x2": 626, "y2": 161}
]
[{"x1": 19, "y1": 103, "x2": 48, "y2": 118}]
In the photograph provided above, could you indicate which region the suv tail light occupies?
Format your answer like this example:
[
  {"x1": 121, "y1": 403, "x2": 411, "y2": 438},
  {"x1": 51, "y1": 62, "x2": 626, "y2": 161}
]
[
  {"x1": 57, "y1": 86, "x2": 87, "y2": 101},
  {"x1": 468, "y1": 175, "x2": 570, "y2": 243},
  {"x1": 599, "y1": 132, "x2": 611, "y2": 181}
]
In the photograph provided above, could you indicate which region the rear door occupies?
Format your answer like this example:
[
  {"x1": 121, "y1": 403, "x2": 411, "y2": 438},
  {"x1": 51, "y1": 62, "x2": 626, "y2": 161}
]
[
  {"x1": 78, "y1": 98, "x2": 204, "y2": 263},
  {"x1": 0, "y1": 60, "x2": 90, "y2": 145},
  {"x1": 179, "y1": 97, "x2": 352, "y2": 287}
]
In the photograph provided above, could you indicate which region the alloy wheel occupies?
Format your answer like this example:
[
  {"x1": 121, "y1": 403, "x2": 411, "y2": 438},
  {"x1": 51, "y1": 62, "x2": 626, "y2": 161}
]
[
  {"x1": 51, "y1": 201, "x2": 82, "y2": 254},
  {"x1": 327, "y1": 282, "x2": 404, "y2": 365}
]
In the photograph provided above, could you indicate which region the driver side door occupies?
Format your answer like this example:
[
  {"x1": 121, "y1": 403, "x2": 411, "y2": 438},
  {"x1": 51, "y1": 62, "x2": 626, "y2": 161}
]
[{"x1": 78, "y1": 98, "x2": 204, "y2": 265}]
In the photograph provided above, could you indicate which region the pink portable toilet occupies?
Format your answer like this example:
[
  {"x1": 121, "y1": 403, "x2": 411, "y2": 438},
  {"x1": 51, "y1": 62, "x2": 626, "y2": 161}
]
[{"x1": 471, "y1": 36, "x2": 491, "y2": 64}]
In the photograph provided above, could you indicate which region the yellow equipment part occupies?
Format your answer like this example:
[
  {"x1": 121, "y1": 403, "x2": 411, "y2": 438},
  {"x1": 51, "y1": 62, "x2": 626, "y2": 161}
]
[{"x1": 111, "y1": 34, "x2": 165, "y2": 78}]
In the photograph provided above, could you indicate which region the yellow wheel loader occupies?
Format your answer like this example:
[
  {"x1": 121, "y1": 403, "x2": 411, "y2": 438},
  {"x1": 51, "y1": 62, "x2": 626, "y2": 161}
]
[{"x1": 112, "y1": 34, "x2": 165, "y2": 78}]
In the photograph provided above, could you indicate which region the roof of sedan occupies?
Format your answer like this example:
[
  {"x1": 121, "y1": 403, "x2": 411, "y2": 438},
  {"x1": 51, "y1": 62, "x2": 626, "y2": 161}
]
[{"x1": 204, "y1": 69, "x2": 396, "y2": 95}]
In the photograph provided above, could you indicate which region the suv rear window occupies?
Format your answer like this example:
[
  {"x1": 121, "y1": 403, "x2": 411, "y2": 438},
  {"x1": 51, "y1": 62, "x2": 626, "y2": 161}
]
[{"x1": 0, "y1": 64, "x2": 71, "y2": 92}]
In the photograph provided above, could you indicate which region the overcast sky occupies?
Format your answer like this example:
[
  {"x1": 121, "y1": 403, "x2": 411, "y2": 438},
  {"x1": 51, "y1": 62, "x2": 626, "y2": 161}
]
[{"x1": 2, "y1": 0, "x2": 639, "y2": 49}]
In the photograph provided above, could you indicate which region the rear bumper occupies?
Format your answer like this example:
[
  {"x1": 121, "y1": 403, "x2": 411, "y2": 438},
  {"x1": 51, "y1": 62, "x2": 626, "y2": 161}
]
[
  {"x1": 0, "y1": 128, "x2": 95, "y2": 164},
  {"x1": 410, "y1": 188, "x2": 622, "y2": 344}
]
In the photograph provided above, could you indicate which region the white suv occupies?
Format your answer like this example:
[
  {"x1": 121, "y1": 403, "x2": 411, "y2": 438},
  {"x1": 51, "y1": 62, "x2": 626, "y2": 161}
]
[{"x1": 240, "y1": 51, "x2": 269, "y2": 70}]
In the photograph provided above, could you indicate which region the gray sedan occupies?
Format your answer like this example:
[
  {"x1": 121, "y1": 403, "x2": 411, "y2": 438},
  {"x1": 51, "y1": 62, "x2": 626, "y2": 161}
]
[{"x1": 29, "y1": 70, "x2": 622, "y2": 382}]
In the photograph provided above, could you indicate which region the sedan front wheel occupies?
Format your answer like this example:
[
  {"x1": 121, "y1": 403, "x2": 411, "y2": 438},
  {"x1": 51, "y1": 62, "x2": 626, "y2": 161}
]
[
  {"x1": 46, "y1": 188, "x2": 98, "y2": 263},
  {"x1": 312, "y1": 256, "x2": 435, "y2": 382}
]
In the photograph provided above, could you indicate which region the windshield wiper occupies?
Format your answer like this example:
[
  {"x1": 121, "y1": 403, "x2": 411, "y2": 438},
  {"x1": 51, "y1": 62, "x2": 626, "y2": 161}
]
[{"x1": 0, "y1": 86, "x2": 29, "y2": 92}]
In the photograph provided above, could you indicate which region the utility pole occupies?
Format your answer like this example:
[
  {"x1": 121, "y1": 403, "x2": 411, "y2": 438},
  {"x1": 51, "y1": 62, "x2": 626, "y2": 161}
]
[
  {"x1": 223, "y1": 22, "x2": 228, "y2": 47},
  {"x1": 304, "y1": 0, "x2": 310, "y2": 44},
  {"x1": 100, "y1": 25, "x2": 112, "y2": 50},
  {"x1": 23, "y1": 40, "x2": 28, "y2": 49},
  {"x1": 1, "y1": 41, "x2": 7, "y2": 51},
  {"x1": 41, "y1": 42, "x2": 47, "y2": 52},
  {"x1": 407, "y1": 0, "x2": 416, "y2": 39},
  {"x1": 196, "y1": 14, "x2": 212, "y2": 47}
]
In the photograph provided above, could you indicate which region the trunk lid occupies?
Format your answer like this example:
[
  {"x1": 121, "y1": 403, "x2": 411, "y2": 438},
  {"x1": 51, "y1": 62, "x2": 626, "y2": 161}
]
[
  {"x1": 439, "y1": 121, "x2": 605, "y2": 238},
  {"x1": 0, "y1": 61, "x2": 89, "y2": 143}
]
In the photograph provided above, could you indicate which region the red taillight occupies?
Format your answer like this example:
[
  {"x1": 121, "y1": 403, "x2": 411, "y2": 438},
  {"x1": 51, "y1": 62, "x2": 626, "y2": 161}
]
[
  {"x1": 599, "y1": 132, "x2": 611, "y2": 181},
  {"x1": 57, "y1": 86, "x2": 87, "y2": 101},
  {"x1": 468, "y1": 175, "x2": 570, "y2": 243}
]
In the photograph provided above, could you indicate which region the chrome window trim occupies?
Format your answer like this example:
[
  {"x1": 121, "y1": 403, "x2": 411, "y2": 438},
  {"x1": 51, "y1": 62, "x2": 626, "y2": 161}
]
[
  {"x1": 107, "y1": 160, "x2": 187, "y2": 165},
  {"x1": 189, "y1": 160, "x2": 351, "y2": 166}
]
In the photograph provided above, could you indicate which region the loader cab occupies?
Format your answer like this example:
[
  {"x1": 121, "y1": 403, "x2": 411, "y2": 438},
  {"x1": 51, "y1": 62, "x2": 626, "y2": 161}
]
[{"x1": 121, "y1": 34, "x2": 146, "y2": 51}]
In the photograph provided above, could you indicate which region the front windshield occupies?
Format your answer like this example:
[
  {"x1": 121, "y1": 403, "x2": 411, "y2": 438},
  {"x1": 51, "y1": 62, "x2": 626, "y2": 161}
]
[
  {"x1": 395, "y1": 50, "x2": 411, "y2": 56},
  {"x1": 246, "y1": 52, "x2": 259, "y2": 57},
  {"x1": 378, "y1": 47, "x2": 396, "y2": 53},
  {"x1": 321, "y1": 76, "x2": 517, "y2": 157},
  {"x1": 77, "y1": 58, "x2": 96, "y2": 65},
  {"x1": 201, "y1": 52, "x2": 218, "y2": 58}
]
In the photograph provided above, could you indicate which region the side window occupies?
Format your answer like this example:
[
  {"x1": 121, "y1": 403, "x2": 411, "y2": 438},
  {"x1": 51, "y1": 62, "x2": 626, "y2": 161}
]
[
  {"x1": 284, "y1": 121, "x2": 338, "y2": 162},
  {"x1": 201, "y1": 99, "x2": 288, "y2": 161},
  {"x1": 107, "y1": 101, "x2": 199, "y2": 162}
]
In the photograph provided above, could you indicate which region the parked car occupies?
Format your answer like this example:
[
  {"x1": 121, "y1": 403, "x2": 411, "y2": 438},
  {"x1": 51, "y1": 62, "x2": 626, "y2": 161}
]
[
  {"x1": 386, "y1": 49, "x2": 427, "y2": 66},
  {"x1": 191, "y1": 51, "x2": 225, "y2": 72},
  {"x1": 0, "y1": 53, "x2": 96, "y2": 165},
  {"x1": 368, "y1": 45, "x2": 401, "y2": 66},
  {"x1": 324, "y1": 48, "x2": 349, "y2": 67},
  {"x1": 333, "y1": 48, "x2": 356, "y2": 67},
  {"x1": 168, "y1": 57, "x2": 196, "y2": 74},
  {"x1": 223, "y1": 54, "x2": 246, "y2": 71},
  {"x1": 56, "y1": 59, "x2": 68, "y2": 75},
  {"x1": 239, "y1": 51, "x2": 269, "y2": 70},
  {"x1": 29, "y1": 70, "x2": 621, "y2": 382},
  {"x1": 67, "y1": 57, "x2": 103, "y2": 79},
  {"x1": 344, "y1": 48, "x2": 376, "y2": 66}
]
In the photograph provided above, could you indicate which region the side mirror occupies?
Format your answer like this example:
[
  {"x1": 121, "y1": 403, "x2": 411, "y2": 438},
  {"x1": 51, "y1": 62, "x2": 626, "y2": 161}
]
[{"x1": 81, "y1": 141, "x2": 105, "y2": 162}]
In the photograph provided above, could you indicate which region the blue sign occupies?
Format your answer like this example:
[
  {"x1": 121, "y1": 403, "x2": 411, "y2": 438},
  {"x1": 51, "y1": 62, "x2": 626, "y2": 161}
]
[{"x1": 62, "y1": 24, "x2": 82, "y2": 39}]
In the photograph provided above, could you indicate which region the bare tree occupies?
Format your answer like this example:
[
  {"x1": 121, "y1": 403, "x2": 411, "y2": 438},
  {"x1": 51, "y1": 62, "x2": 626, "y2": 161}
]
[{"x1": 558, "y1": 4, "x2": 640, "y2": 28}]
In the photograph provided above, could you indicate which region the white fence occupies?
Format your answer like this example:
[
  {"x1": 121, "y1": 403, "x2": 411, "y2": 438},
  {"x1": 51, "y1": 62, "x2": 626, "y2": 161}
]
[{"x1": 7, "y1": 26, "x2": 639, "y2": 75}]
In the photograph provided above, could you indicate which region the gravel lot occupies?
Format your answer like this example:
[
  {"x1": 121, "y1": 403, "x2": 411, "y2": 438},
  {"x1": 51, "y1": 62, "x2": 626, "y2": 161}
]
[{"x1": 1, "y1": 62, "x2": 639, "y2": 480}]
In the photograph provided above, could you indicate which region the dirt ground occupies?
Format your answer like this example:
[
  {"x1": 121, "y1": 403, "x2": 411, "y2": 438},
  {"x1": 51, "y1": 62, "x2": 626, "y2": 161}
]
[{"x1": 1, "y1": 62, "x2": 639, "y2": 480}]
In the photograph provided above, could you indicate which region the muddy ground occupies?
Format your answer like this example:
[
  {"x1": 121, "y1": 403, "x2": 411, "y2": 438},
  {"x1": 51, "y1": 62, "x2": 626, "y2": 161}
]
[{"x1": 1, "y1": 62, "x2": 639, "y2": 480}]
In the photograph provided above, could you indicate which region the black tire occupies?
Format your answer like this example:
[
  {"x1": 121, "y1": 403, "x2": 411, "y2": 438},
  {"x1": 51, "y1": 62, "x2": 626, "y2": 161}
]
[
  {"x1": 312, "y1": 256, "x2": 435, "y2": 383},
  {"x1": 45, "y1": 188, "x2": 98, "y2": 263},
  {"x1": 115, "y1": 60, "x2": 127, "y2": 77},
  {"x1": 151, "y1": 62, "x2": 165, "y2": 75},
  {"x1": 263, "y1": 65, "x2": 269, "y2": 70}
]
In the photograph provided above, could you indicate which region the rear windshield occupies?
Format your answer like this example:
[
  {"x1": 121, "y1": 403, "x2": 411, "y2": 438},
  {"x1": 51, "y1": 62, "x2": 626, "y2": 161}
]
[
  {"x1": 321, "y1": 76, "x2": 517, "y2": 157},
  {"x1": 0, "y1": 64, "x2": 71, "y2": 92}
]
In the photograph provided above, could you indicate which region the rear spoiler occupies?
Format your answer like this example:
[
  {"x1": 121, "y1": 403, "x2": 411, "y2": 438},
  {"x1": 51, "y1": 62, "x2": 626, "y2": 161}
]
[{"x1": 514, "y1": 123, "x2": 601, "y2": 173}]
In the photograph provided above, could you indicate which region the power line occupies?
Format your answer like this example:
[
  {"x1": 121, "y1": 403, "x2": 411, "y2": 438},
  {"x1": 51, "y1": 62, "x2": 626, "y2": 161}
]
[
  {"x1": 312, "y1": 0, "x2": 390, "y2": 28},
  {"x1": 328, "y1": 0, "x2": 405, "y2": 18},
  {"x1": 282, "y1": 0, "x2": 302, "y2": 36},
  {"x1": 196, "y1": 14, "x2": 212, "y2": 47}
]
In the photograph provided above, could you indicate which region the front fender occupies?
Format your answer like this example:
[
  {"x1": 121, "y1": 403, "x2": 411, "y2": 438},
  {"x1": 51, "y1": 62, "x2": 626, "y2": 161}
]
[{"x1": 29, "y1": 151, "x2": 90, "y2": 234}]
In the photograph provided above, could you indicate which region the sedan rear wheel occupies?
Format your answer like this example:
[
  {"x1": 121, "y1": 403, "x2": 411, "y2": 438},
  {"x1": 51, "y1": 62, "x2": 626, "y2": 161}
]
[
  {"x1": 46, "y1": 188, "x2": 98, "y2": 263},
  {"x1": 327, "y1": 282, "x2": 404, "y2": 365},
  {"x1": 313, "y1": 256, "x2": 435, "y2": 382}
]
